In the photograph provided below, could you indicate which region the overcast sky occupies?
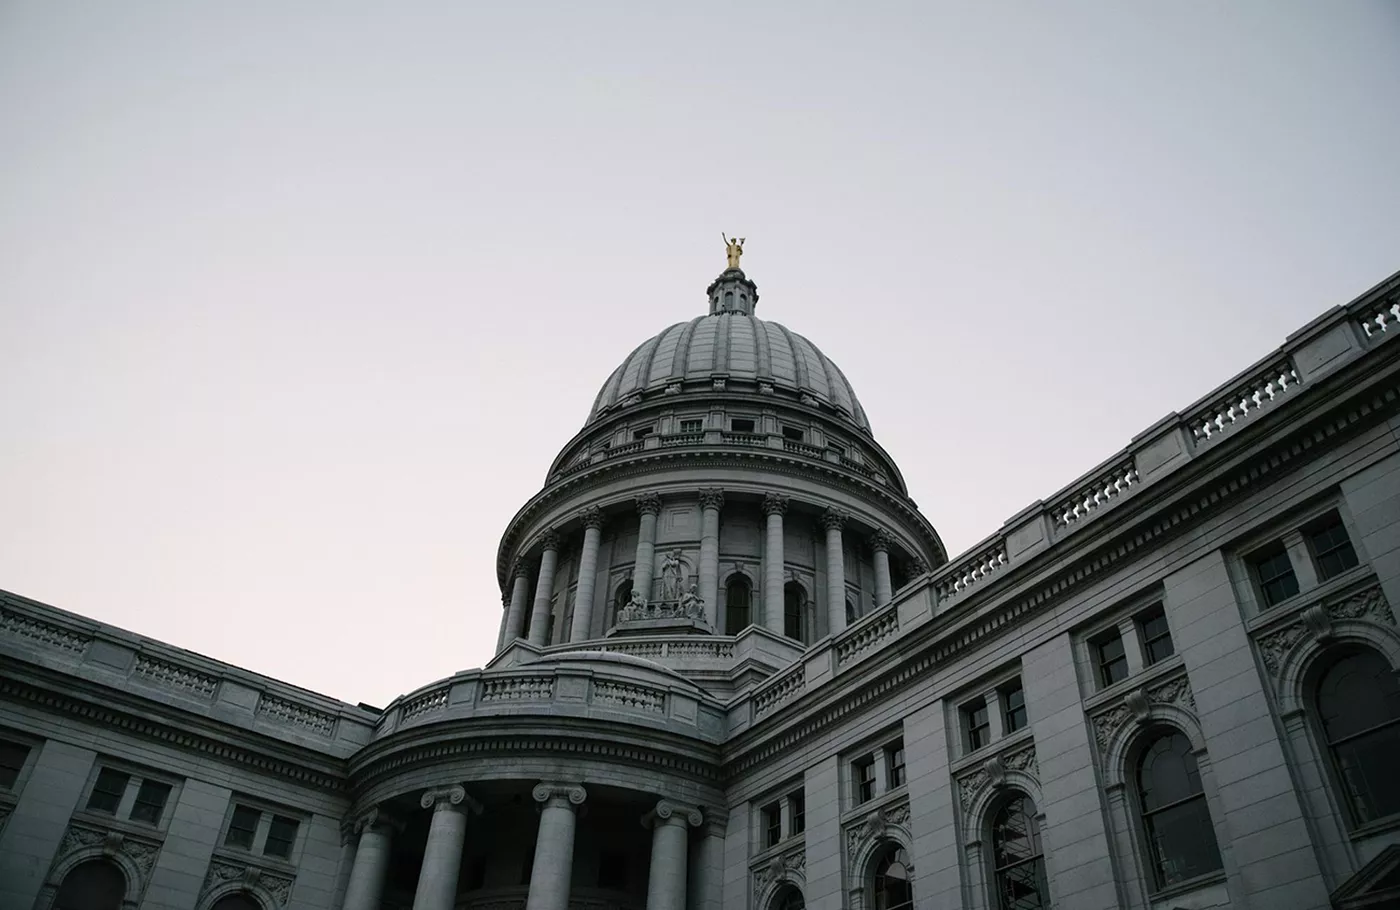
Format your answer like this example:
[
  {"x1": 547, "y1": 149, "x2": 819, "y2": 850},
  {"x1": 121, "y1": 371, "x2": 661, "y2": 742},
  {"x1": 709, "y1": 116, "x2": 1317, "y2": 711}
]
[{"x1": 2, "y1": 2, "x2": 1398, "y2": 708}]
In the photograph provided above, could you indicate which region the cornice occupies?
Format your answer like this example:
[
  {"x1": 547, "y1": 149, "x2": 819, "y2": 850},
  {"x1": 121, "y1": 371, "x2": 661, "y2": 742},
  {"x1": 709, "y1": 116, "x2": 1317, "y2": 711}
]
[{"x1": 721, "y1": 356, "x2": 1400, "y2": 779}]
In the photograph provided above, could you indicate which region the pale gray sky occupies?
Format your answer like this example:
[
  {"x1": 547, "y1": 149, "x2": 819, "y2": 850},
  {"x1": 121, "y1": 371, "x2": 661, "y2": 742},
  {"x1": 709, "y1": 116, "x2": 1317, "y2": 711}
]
[{"x1": 2, "y1": 2, "x2": 1398, "y2": 708}]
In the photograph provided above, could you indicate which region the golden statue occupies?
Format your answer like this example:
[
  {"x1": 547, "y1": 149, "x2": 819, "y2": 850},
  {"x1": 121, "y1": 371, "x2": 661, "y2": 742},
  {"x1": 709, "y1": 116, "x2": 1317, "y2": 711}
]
[{"x1": 722, "y1": 233, "x2": 745, "y2": 270}]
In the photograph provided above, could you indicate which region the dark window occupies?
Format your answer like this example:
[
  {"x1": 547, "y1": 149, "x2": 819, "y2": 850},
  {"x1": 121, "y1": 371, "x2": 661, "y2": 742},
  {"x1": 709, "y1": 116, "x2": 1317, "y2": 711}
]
[
  {"x1": 783, "y1": 582, "x2": 805, "y2": 642},
  {"x1": 1136, "y1": 731, "x2": 1223, "y2": 888},
  {"x1": 992, "y1": 795, "x2": 1047, "y2": 910},
  {"x1": 1138, "y1": 608, "x2": 1175, "y2": 665},
  {"x1": 87, "y1": 768, "x2": 129, "y2": 815},
  {"x1": 763, "y1": 802, "x2": 782, "y2": 847},
  {"x1": 782, "y1": 426, "x2": 805, "y2": 442},
  {"x1": 855, "y1": 758, "x2": 877, "y2": 803},
  {"x1": 632, "y1": 426, "x2": 654, "y2": 441},
  {"x1": 730, "y1": 418, "x2": 756, "y2": 433},
  {"x1": 1093, "y1": 629, "x2": 1129, "y2": 687},
  {"x1": 845, "y1": 599, "x2": 857, "y2": 625},
  {"x1": 209, "y1": 895, "x2": 262, "y2": 910},
  {"x1": 828, "y1": 442, "x2": 846, "y2": 457},
  {"x1": 965, "y1": 699, "x2": 991, "y2": 751},
  {"x1": 598, "y1": 852, "x2": 627, "y2": 889},
  {"x1": 886, "y1": 741, "x2": 906, "y2": 788},
  {"x1": 872, "y1": 846, "x2": 914, "y2": 910},
  {"x1": 226, "y1": 805, "x2": 261, "y2": 850},
  {"x1": 129, "y1": 780, "x2": 171, "y2": 825},
  {"x1": 613, "y1": 578, "x2": 633, "y2": 625},
  {"x1": 725, "y1": 575, "x2": 752, "y2": 635},
  {"x1": 0, "y1": 741, "x2": 30, "y2": 789},
  {"x1": 773, "y1": 884, "x2": 805, "y2": 910},
  {"x1": 1308, "y1": 516, "x2": 1360, "y2": 581},
  {"x1": 264, "y1": 814, "x2": 299, "y2": 858},
  {"x1": 790, "y1": 791, "x2": 805, "y2": 835},
  {"x1": 1002, "y1": 682, "x2": 1027, "y2": 733},
  {"x1": 679, "y1": 418, "x2": 703, "y2": 434},
  {"x1": 53, "y1": 859, "x2": 125, "y2": 910},
  {"x1": 1316, "y1": 648, "x2": 1400, "y2": 824},
  {"x1": 1252, "y1": 546, "x2": 1299, "y2": 607}
]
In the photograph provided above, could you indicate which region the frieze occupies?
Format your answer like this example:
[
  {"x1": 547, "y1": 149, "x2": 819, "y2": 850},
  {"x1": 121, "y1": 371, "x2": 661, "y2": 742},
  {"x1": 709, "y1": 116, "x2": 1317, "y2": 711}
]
[
  {"x1": 753, "y1": 846, "x2": 806, "y2": 895},
  {"x1": 257, "y1": 694, "x2": 337, "y2": 737},
  {"x1": 1256, "y1": 582, "x2": 1394, "y2": 675},
  {"x1": 202, "y1": 858, "x2": 295, "y2": 908},
  {"x1": 845, "y1": 801, "x2": 911, "y2": 865},
  {"x1": 132, "y1": 654, "x2": 220, "y2": 699},
  {"x1": 1090, "y1": 674, "x2": 1196, "y2": 751},
  {"x1": 955, "y1": 742, "x2": 1038, "y2": 813}
]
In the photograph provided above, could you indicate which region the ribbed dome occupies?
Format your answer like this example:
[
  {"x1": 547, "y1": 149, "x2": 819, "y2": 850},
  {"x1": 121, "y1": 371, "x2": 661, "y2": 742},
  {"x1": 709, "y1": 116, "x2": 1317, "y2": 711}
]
[{"x1": 587, "y1": 313, "x2": 871, "y2": 432}]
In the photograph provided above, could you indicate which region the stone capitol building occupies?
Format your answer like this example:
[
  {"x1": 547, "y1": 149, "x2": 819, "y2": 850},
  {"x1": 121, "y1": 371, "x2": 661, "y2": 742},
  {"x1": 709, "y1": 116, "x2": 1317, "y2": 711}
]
[{"x1": 3, "y1": 251, "x2": 1400, "y2": 910}]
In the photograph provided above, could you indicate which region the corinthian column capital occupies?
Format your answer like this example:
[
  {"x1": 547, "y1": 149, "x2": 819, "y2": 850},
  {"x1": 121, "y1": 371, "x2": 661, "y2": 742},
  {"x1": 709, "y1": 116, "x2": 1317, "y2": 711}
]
[
  {"x1": 821, "y1": 508, "x2": 849, "y2": 531},
  {"x1": 579, "y1": 506, "x2": 605, "y2": 530},
  {"x1": 698, "y1": 488, "x2": 726, "y2": 511},
  {"x1": 513, "y1": 560, "x2": 533, "y2": 579},
  {"x1": 871, "y1": 529, "x2": 893, "y2": 552},
  {"x1": 635, "y1": 493, "x2": 663, "y2": 516},
  {"x1": 643, "y1": 798, "x2": 703, "y2": 829},
  {"x1": 532, "y1": 781, "x2": 588, "y2": 809},
  {"x1": 761, "y1": 493, "x2": 789, "y2": 517},
  {"x1": 537, "y1": 529, "x2": 560, "y2": 552}
]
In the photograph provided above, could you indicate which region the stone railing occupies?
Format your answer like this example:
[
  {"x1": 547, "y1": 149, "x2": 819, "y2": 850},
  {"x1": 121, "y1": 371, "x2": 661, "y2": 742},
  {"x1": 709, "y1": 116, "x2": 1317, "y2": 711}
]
[
  {"x1": 593, "y1": 678, "x2": 667, "y2": 713},
  {"x1": 0, "y1": 605, "x2": 92, "y2": 654},
  {"x1": 659, "y1": 432, "x2": 704, "y2": 447},
  {"x1": 1050, "y1": 459, "x2": 1139, "y2": 530},
  {"x1": 1357, "y1": 291, "x2": 1400, "y2": 339},
  {"x1": 835, "y1": 607, "x2": 900, "y2": 669},
  {"x1": 257, "y1": 694, "x2": 338, "y2": 737},
  {"x1": 1185, "y1": 359, "x2": 1299, "y2": 447},
  {"x1": 752, "y1": 663, "x2": 805, "y2": 719},
  {"x1": 721, "y1": 431, "x2": 768, "y2": 447},
  {"x1": 933, "y1": 543, "x2": 1009, "y2": 602},
  {"x1": 480, "y1": 675, "x2": 556, "y2": 703},
  {"x1": 400, "y1": 684, "x2": 452, "y2": 723},
  {"x1": 132, "y1": 654, "x2": 220, "y2": 699},
  {"x1": 783, "y1": 438, "x2": 824, "y2": 458},
  {"x1": 458, "y1": 886, "x2": 641, "y2": 910},
  {"x1": 591, "y1": 638, "x2": 737, "y2": 660}
]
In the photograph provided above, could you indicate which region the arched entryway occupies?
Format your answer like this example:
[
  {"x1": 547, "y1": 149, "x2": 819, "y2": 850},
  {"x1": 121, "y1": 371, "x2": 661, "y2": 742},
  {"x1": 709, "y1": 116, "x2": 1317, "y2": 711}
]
[{"x1": 53, "y1": 859, "x2": 125, "y2": 910}]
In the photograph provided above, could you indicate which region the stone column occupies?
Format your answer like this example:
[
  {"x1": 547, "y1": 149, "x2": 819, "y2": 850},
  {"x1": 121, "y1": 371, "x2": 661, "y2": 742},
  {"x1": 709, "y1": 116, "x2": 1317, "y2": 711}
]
[
  {"x1": 823, "y1": 508, "x2": 848, "y2": 636},
  {"x1": 634, "y1": 493, "x2": 662, "y2": 601},
  {"x1": 341, "y1": 808, "x2": 399, "y2": 910},
  {"x1": 412, "y1": 785, "x2": 477, "y2": 910},
  {"x1": 698, "y1": 489, "x2": 725, "y2": 628},
  {"x1": 570, "y1": 507, "x2": 605, "y2": 642},
  {"x1": 525, "y1": 782, "x2": 587, "y2": 910},
  {"x1": 501, "y1": 562, "x2": 533, "y2": 649},
  {"x1": 331, "y1": 819, "x2": 357, "y2": 910},
  {"x1": 643, "y1": 799, "x2": 702, "y2": 910},
  {"x1": 690, "y1": 812, "x2": 727, "y2": 910},
  {"x1": 762, "y1": 493, "x2": 788, "y2": 633},
  {"x1": 527, "y1": 530, "x2": 560, "y2": 647},
  {"x1": 871, "y1": 530, "x2": 894, "y2": 609}
]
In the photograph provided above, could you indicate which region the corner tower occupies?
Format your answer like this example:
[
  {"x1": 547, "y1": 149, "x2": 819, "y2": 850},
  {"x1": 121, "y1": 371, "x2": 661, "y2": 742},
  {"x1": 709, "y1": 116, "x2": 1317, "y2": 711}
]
[{"x1": 492, "y1": 246, "x2": 946, "y2": 683}]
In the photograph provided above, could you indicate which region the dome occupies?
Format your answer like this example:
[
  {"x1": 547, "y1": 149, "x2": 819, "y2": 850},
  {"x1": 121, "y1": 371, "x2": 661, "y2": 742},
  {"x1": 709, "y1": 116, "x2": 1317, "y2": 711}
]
[{"x1": 587, "y1": 312, "x2": 871, "y2": 432}]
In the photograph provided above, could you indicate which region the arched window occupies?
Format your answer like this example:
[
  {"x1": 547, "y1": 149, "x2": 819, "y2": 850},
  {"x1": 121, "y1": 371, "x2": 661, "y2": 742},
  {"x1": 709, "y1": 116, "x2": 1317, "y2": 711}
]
[
  {"x1": 991, "y1": 795, "x2": 1047, "y2": 909},
  {"x1": 871, "y1": 845, "x2": 914, "y2": 910},
  {"x1": 725, "y1": 575, "x2": 752, "y2": 635},
  {"x1": 845, "y1": 598, "x2": 857, "y2": 625},
  {"x1": 53, "y1": 859, "x2": 125, "y2": 910},
  {"x1": 770, "y1": 884, "x2": 804, "y2": 910},
  {"x1": 613, "y1": 579, "x2": 633, "y2": 624},
  {"x1": 1315, "y1": 648, "x2": 1400, "y2": 823},
  {"x1": 211, "y1": 895, "x2": 263, "y2": 910},
  {"x1": 1135, "y1": 731, "x2": 1222, "y2": 888},
  {"x1": 784, "y1": 582, "x2": 806, "y2": 642}
]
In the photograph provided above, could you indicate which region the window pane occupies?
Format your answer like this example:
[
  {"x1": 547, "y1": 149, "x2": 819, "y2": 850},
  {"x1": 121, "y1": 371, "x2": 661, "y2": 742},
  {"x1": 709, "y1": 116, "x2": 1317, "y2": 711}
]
[
  {"x1": 0, "y1": 741, "x2": 30, "y2": 789},
  {"x1": 1138, "y1": 734, "x2": 1203, "y2": 811},
  {"x1": 1003, "y1": 684, "x2": 1027, "y2": 732},
  {"x1": 1096, "y1": 632, "x2": 1128, "y2": 686},
  {"x1": 992, "y1": 797, "x2": 1042, "y2": 868},
  {"x1": 1317, "y1": 650, "x2": 1400, "y2": 822},
  {"x1": 1143, "y1": 796, "x2": 1223, "y2": 886},
  {"x1": 1253, "y1": 549, "x2": 1299, "y2": 607},
  {"x1": 725, "y1": 577, "x2": 751, "y2": 635},
  {"x1": 968, "y1": 700, "x2": 990, "y2": 750},
  {"x1": 886, "y1": 744, "x2": 906, "y2": 788},
  {"x1": 1334, "y1": 726, "x2": 1400, "y2": 822},
  {"x1": 87, "y1": 769, "x2": 129, "y2": 815},
  {"x1": 1308, "y1": 518, "x2": 1359, "y2": 581},
  {"x1": 226, "y1": 805, "x2": 260, "y2": 849},
  {"x1": 264, "y1": 815, "x2": 299, "y2": 858},
  {"x1": 1139, "y1": 611, "x2": 1175, "y2": 665},
  {"x1": 763, "y1": 804, "x2": 782, "y2": 847},
  {"x1": 874, "y1": 848, "x2": 914, "y2": 910},
  {"x1": 129, "y1": 780, "x2": 171, "y2": 825},
  {"x1": 857, "y1": 760, "x2": 876, "y2": 803},
  {"x1": 790, "y1": 792, "x2": 805, "y2": 834}
]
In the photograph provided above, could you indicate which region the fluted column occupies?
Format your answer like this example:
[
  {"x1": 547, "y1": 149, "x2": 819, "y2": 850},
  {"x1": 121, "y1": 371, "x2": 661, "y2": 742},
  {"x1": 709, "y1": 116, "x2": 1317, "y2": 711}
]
[
  {"x1": 823, "y1": 508, "x2": 848, "y2": 635},
  {"x1": 762, "y1": 493, "x2": 788, "y2": 633},
  {"x1": 643, "y1": 799, "x2": 702, "y2": 910},
  {"x1": 501, "y1": 561, "x2": 532, "y2": 649},
  {"x1": 527, "y1": 530, "x2": 560, "y2": 646},
  {"x1": 634, "y1": 494, "x2": 662, "y2": 601},
  {"x1": 412, "y1": 785, "x2": 478, "y2": 910},
  {"x1": 341, "y1": 808, "x2": 399, "y2": 910},
  {"x1": 690, "y1": 812, "x2": 727, "y2": 910},
  {"x1": 871, "y1": 529, "x2": 894, "y2": 609},
  {"x1": 698, "y1": 489, "x2": 724, "y2": 629},
  {"x1": 526, "y1": 782, "x2": 587, "y2": 910},
  {"x1": 570, "y1": 507, "x2": 605, "y2": 642}
]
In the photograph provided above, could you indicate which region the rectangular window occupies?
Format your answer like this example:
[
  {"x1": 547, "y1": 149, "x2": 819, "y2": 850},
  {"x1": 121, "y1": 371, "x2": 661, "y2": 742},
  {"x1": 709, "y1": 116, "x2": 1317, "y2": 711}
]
[
  {"x1": 1307, "y1": 516, "x2": 1360, "y2": 581},
  {"x1": 1093, "y1": 629, "x2": 1129, "y2": 687},
  {"x1": 789, "y1": 791, "x2": 805, "y2": 835},
  {"x1": 226, "y1": 805, "x2": 261, "y2": 850},
  {"x1": 782, "y1": 426, "x2": 805, "y2": 442},
  {"x1": 965, "y1": 699, "x2": 991, "y2": 751},
  {"x1": 855, "y1": 758, "x2": 877, "y2": 803},
  {"x1": 1001, "y1": 682, "x2": 1027, "y2": 733},
  {"x1": 264, "y1": 814, "x2": 299, "y2": 859},
  {"x1": 762, "y1": 802, "x2": 782, "y2": 847},
  {"x1": 1252, "y1": 546, "x2": 1300, "y2": 607},
  {"x1": 730, "y1": 417, "x2": 756, "y2": 433},
  {"x1": 885, "y1": 741, "x2": 906, "y2": 788},
  {"x1": 1138, "y1": 607, "x2": 1175, "y2": 665},
  {"x1": 632, "y1": 426, "x2": 654, "y2": 441},
  {"x1": 0, "y1": 741, "x2": 31, "y2": 790},
  {"x1": 678, "y1": 418, "x2": 704, "y2": 434},
  {"x1": 129, "y1": 780, "x2": 172, "y2": 826},
  {"x1": 828, "y1": 442, "x2": 846, "y2": 457},
  {"x1": 87, "y1": 768, "x2": 130, "y2": 815}
]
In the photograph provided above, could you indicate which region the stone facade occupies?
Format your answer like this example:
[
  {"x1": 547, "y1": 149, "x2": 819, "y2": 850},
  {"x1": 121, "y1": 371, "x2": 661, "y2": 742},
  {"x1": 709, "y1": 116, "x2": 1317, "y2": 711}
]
[{"x1": 3, "y1": 263, "x2": 1400, "y2": 910}]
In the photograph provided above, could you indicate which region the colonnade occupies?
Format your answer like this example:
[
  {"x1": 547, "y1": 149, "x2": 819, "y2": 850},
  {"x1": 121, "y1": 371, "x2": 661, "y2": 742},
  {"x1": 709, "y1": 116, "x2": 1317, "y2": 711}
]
[
  {"x1": 338, "y1": 783, "x2": 718, "y2": 910},
  {"x1": 498, "y1": 490, "x2": 901, "y2": 649}
]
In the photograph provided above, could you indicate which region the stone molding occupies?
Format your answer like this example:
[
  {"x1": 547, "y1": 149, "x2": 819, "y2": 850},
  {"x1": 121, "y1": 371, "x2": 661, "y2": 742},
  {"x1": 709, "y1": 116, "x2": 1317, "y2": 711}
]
[
  {"x1": 955, "y1": 740, "x2": 1041, "y2": 829},
  {"x1": 644, "y1": 798, "x2": 703, "y2": 828},
  {"x1": 35, "y1": 821, "x2": 163, "y2": 910},
  {"x1": 698, "y1": 487, "x2": 726, "y2": 511},
  {"x1": 1256, "y1": 580, "x2": 1394, "y2": 676},
  {"x1": 752, "y1": 844, "x2": 806, "y2": 904},
  {"x1": 532, "y1": 781, "x2": 588, "y2": 808},
  {"x1": 579, "y1": 506, "x2": 605, "y2": 530},
  {"x1": 1090, "y1": 672, "x2": 1198, "y2": 754},
  {"x1": 844, "y1": 800, "x2": 912, "y2": 870},
  {"x1": 762, "y1": 493, "x2": 790, "y2": 516},
  {"x1": 198, "y1": 857, "x2": 296, "y2": 909},
  {"x1": 636, "y1": 493, "x2": 663, "y2": 516},
  {"x1": 821, "y1": 508, "x2": 849, "y2": 531}
]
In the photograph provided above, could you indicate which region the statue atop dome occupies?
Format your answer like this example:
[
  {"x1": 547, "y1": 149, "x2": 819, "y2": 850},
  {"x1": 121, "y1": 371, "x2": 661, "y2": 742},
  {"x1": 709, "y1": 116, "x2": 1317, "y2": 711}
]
[{"x1": 722, "y1": 233, "x2": 745, "y2": 270}]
